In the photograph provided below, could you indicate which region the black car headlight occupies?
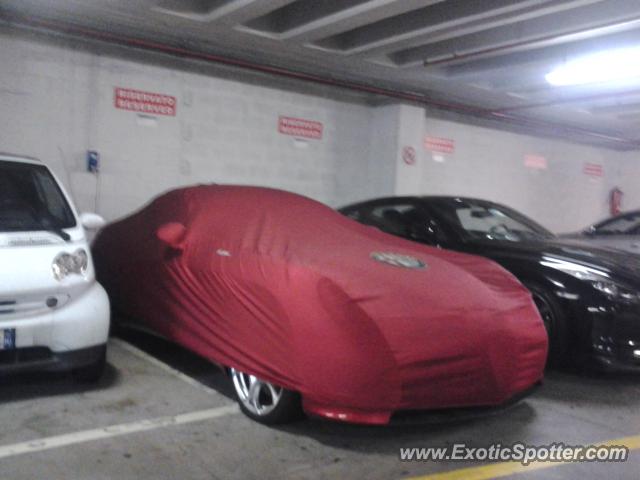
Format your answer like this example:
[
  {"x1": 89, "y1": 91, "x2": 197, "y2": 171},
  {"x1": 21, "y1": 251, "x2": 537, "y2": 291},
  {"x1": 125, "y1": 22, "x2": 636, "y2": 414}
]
[
  {"x1": 590, "y1": 280, "x2": 640, "y2": 304},
  {"x1": 52, "y1": 249, "x2": 88, "y2": 281},
  {"x1": 541, "y1": 256, "x2": 640, "y2": 305}
]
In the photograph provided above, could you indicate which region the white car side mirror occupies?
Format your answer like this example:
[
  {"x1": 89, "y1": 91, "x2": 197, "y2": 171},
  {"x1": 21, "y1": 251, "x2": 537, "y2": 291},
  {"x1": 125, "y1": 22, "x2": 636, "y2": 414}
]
[{"x1": 79, "y1": 212, "x2": 106, "y2": 230}]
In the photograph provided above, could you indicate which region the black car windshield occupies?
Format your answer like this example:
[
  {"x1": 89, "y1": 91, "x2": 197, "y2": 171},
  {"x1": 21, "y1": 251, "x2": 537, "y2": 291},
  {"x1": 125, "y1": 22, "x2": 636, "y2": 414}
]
[
  {"x1": 0, "y1": 160, "x2": 76, "y2": 232},
  {"x1": 427, "y1": 198, "x2": 554, "y2": 242},
  {"x1": 592, "y1": 212, "x2": 640, "y2": 235}
]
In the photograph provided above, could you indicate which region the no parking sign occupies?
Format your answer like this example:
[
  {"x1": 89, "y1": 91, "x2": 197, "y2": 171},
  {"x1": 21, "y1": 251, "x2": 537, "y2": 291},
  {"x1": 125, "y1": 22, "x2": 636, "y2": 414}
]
[{"x1": 401, "y1": 146, "x2": 416, "y2": 165}]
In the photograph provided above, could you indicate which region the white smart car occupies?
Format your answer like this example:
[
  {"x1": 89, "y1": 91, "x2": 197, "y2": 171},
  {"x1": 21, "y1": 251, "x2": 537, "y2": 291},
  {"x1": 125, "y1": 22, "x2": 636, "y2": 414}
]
[{"x1": 0, "y1": 153, "x2": 110, "y2": 381}]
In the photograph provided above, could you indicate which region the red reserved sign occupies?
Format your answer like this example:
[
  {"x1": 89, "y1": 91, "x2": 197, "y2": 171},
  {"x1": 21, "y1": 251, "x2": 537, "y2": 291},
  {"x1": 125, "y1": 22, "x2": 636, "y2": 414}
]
[
  {"x1": 584, "y1": 163, "x2": 604, "y2": 177},
  {"x1": 524, "y1": 154, "x2": 548, "y2": 170},
  {"x1": 114, "y1": 87, "x2": 177, "y2": 116},
  {"x1": 278, "y1": 116, "x2": 323, "y2": 140},
  {"x1": 424, "y1": 136, "x2": 455, "y2": 154}
]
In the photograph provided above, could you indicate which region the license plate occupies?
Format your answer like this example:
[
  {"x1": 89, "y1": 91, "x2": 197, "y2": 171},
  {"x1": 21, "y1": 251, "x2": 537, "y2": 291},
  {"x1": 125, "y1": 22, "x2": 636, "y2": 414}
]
[{"x1": 0, "y1": 329, "x2": 16, "y2": 350}]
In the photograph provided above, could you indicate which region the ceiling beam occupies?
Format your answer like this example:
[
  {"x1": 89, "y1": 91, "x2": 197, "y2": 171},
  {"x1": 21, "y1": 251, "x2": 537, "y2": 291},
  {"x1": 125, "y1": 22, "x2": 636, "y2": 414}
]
[
  {"x1": 152, "y1": 0, "x2": 296, "y2": 25},
  {"x1": 311, "y1": 0, "x2": 582, "y2": 56},
  {"x1": 239, "y1": 0, "x2": 438, "y2": 43},
  {"x1": 389, "y1": 0, "x2": 640, "y2": 67}
]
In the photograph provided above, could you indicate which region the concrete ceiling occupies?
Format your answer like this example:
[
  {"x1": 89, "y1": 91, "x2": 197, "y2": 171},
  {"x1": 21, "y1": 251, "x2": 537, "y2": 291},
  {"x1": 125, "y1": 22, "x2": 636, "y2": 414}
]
[{"x1": 3, "y1": 0, "x2": 640, "y2": 149}]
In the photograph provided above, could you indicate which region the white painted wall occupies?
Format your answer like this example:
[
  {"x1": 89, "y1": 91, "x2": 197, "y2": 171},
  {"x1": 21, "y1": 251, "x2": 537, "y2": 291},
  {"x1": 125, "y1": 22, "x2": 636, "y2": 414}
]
[
  {"x1": 613, "y1": 152, "x2": 640, "y2": 217},
  {"x1": 0, "y1": 28, "x2": 382, "y2": 222},
  {"x1": 1, "y1": 27, "x2": 637, "y2": 233},
  {"x1": 390, "y1": 106, "x2": 626, "y2": 233}
]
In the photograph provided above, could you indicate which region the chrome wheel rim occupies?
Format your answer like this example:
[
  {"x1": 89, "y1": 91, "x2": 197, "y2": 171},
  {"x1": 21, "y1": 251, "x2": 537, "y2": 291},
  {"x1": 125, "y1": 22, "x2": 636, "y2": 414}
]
[{"x1": 230, "y1": 368, "x2": 283, "y2": 416}]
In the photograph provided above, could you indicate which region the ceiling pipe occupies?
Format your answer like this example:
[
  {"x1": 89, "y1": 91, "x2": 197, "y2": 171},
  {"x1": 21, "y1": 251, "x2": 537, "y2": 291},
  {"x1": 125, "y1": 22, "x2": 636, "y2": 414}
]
[
  {"x1": 1, "y1": 16, "x2": 489, "y2": 115},
  {"x1": 3, "y1": 14, "x2": 640, "y2": 149},
  {"x1": 493, "y1": 87, "x2": 640, "y2": 113}
]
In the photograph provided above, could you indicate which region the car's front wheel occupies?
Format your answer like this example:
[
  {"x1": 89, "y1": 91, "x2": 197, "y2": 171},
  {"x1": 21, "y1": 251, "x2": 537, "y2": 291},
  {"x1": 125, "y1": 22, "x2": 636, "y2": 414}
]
[
  {"x1": 524, "y1": 282, "x2": 568, "y2": 367},
  {"x1": 229, "y1": 368, "x2": 302, "y2": 424}
]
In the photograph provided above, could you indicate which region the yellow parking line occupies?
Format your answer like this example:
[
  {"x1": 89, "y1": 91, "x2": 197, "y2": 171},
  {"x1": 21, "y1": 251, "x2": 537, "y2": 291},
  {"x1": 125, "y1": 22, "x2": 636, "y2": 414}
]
[{"x1": 406, "y1": 434, "x2": 640, "y2": 480}]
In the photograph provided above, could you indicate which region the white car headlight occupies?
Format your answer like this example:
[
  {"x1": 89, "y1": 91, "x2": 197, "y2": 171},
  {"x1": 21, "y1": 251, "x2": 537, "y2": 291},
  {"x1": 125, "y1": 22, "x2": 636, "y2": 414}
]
[{"x1": 52, "y1": 249, "x2": 88, "y2": 281}]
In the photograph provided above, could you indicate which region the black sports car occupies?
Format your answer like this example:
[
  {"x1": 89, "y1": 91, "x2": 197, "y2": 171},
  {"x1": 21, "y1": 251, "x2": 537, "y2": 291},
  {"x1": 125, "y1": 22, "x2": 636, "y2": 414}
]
[{"x1": 340, "y1": 196, "x2": 640, "y2": 370}]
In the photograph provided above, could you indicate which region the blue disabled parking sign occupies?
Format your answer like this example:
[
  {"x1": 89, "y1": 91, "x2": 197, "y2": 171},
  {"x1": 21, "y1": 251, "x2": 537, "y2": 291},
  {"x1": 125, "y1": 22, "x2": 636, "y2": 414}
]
[{"x1": 87, "y1": 150, "x2": 100, "y2": 173}]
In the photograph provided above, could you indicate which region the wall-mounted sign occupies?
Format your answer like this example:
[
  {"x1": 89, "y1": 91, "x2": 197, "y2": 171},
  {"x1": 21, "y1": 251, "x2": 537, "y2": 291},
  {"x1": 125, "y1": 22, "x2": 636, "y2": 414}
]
[
  {"x1": 86, "y1": 150, "x2": 99, "y2": 173},
  {"x1": 401, "y1": 146, "x2": 416, "y2": 165},
  {"x1": 583, "y1": 162, "x2": 604, "y2": 177},
  {"x1": 524, "y1": 154, "x2": 548, "y2": 170},
  {"x1": 114, "y1": 87, "x2": 177, "y2": 116},
  {"x1": 278, "y1": 116, "x2": 323, "y2": 140},
  {"x1": 424, "y1": 136, "x2": 455, "y2": 154}
]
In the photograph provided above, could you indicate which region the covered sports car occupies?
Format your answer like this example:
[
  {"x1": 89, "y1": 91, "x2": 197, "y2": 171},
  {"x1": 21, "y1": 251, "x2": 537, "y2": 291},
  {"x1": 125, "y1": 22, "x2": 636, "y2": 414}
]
[{"x1": 93, "y1": 185, "x2": 547, "y2": 425}]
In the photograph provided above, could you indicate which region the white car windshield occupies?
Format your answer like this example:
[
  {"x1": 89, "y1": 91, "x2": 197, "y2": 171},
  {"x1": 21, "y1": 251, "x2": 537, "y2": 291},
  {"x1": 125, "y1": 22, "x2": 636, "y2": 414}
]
[{"x1": 0, "y1": 160, "x2": 76, "y2": 233}]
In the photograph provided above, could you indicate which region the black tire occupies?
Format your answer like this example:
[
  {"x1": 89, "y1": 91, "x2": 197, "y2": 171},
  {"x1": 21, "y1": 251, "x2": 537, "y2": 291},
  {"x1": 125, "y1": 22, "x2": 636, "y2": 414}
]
[
  {"x1": 523, "y1": 281, "x2": 569, "y2": 367},
  {"x1": 72, "y1": 351, "x2": 106, "y2": 383},
  {"x1": 229, "y1": 368, "x2": 303, "y2": 425}
]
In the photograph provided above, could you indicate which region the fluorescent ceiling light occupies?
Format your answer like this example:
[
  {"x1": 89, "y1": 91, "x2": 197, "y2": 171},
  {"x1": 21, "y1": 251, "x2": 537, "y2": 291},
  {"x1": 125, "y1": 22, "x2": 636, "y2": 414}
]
[{"x1": 546, "y1": 46, "x2": 640, "y2": 86}]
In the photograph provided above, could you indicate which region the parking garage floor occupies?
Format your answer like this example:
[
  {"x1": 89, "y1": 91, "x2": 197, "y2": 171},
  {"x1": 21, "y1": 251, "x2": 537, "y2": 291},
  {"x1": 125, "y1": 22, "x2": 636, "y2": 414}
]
[{"x1": 2, "y1": 329, "x2": 639, "y2": 480}]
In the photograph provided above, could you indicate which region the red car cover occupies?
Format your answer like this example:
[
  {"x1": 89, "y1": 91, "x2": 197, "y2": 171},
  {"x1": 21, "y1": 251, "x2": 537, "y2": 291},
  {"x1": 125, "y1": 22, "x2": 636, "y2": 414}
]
[{"x1": 93, "y1": 185, "x2": 547, "y2": 424}]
